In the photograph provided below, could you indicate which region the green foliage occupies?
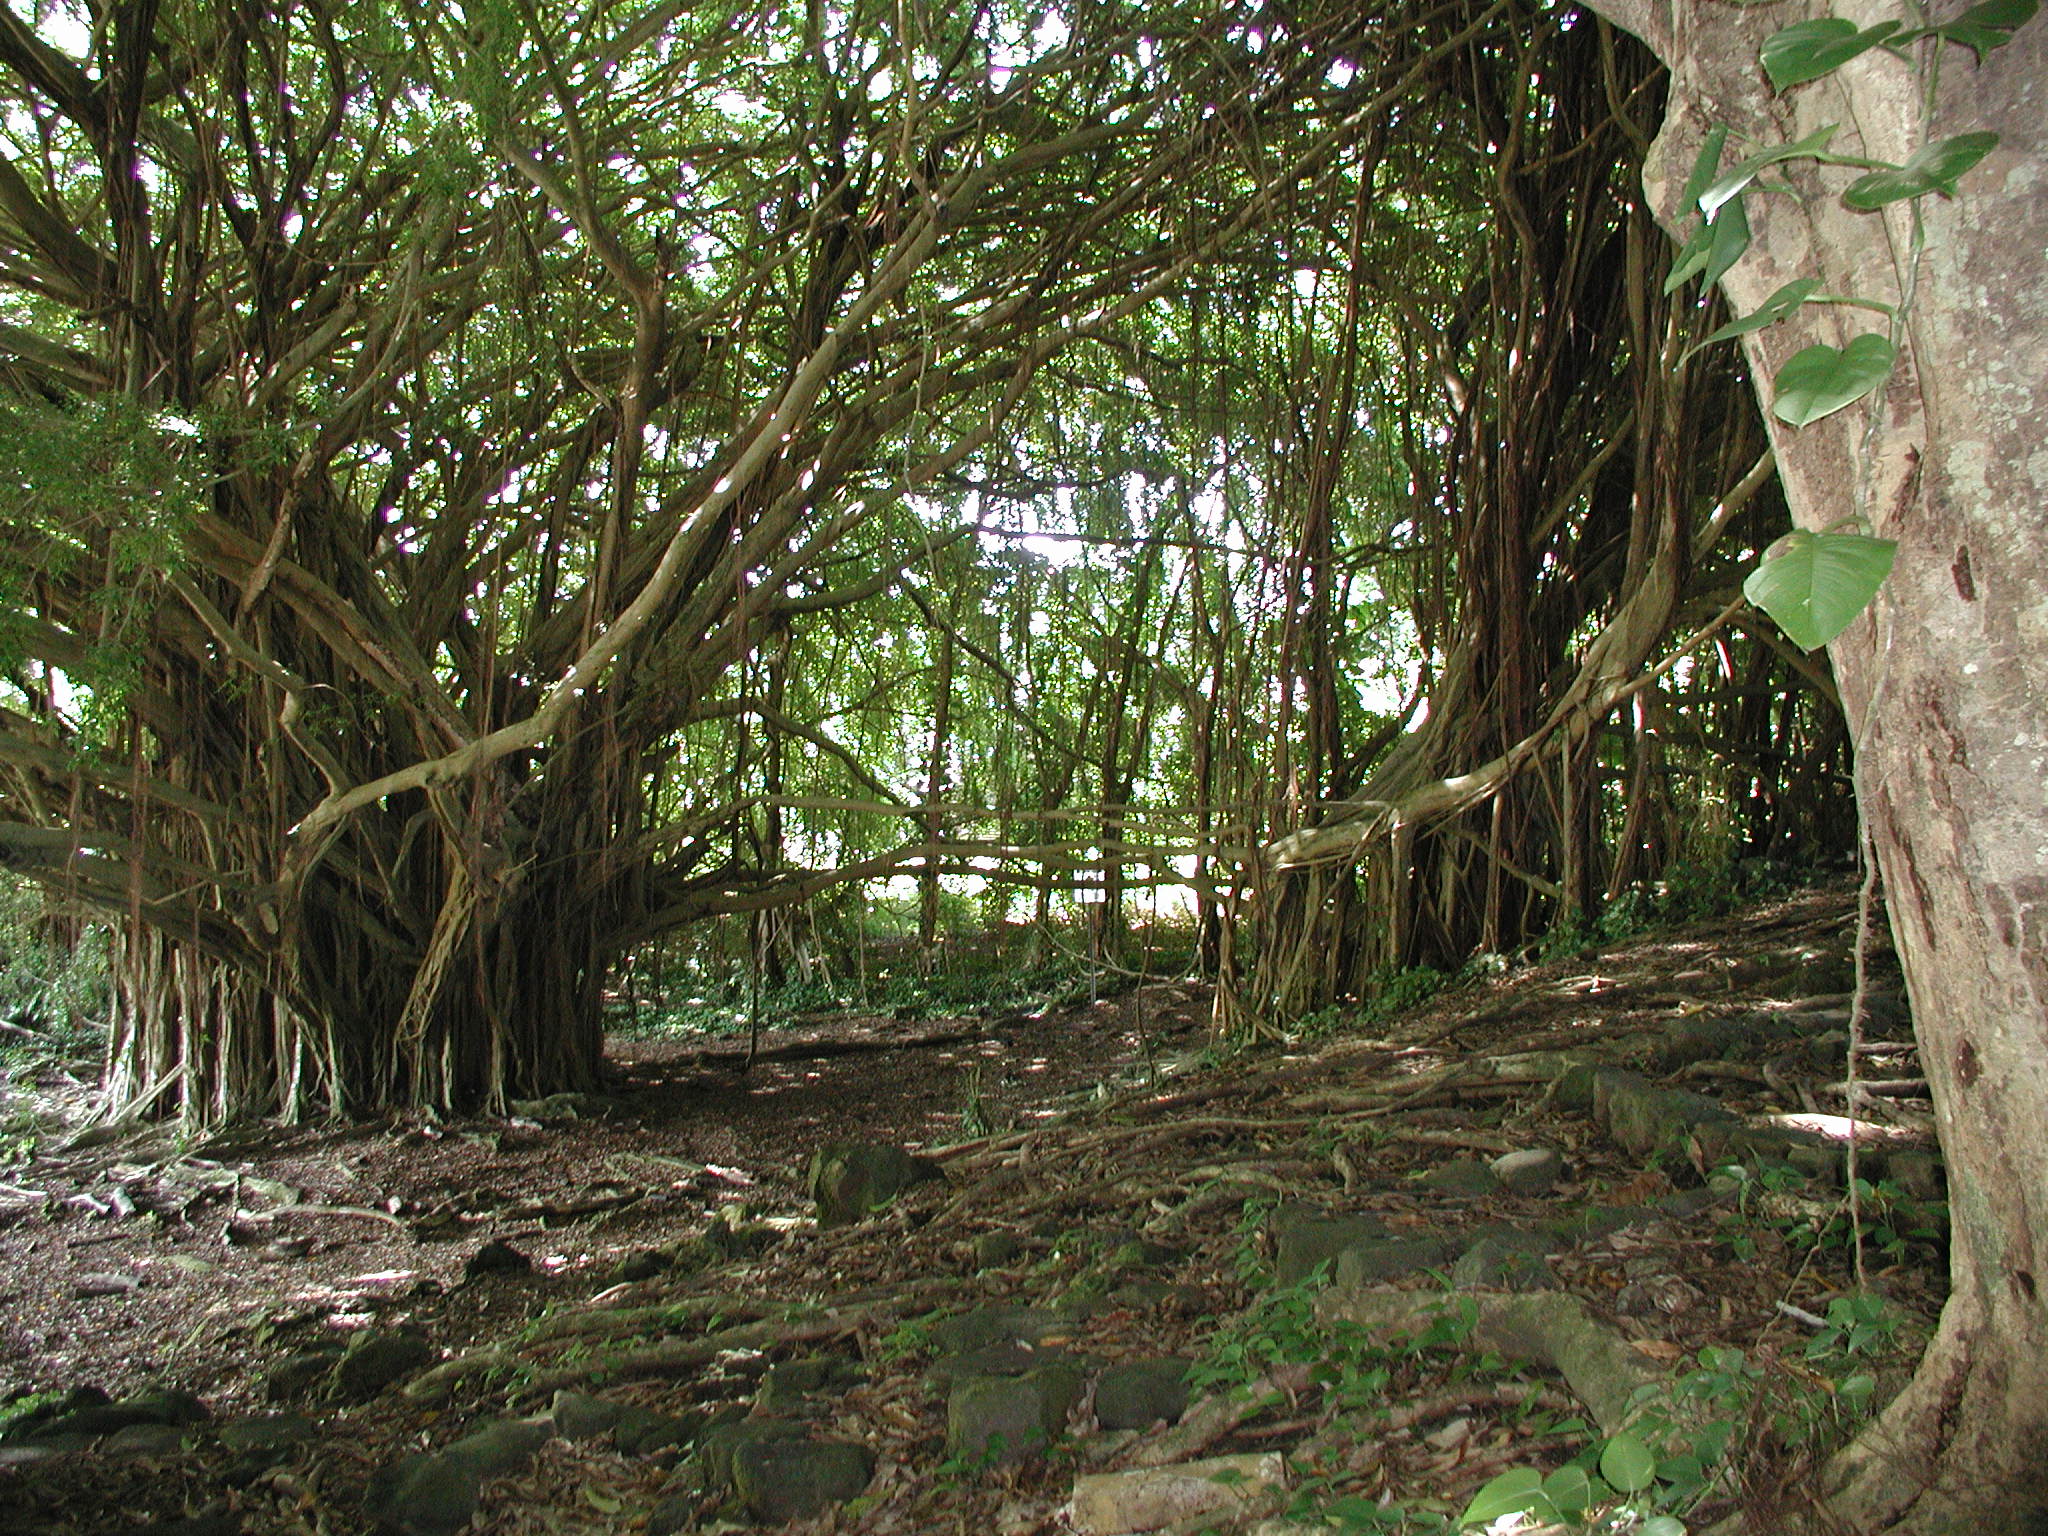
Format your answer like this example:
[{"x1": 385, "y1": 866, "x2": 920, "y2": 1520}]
[
  {"x1": 1760, "y1": 19, "x2": 1902, "y2": 90},
  {"x1": 1766, "y1": 338, "x2": 1900, "y2": 430},
  {"x1": 0, "y1": 399, "x2": 199, "y2": 708},
  {"x1": 1669, "y1": 2, "x2": 2037, "y2": 650},
  {"x1": 1369, "y1": 965, "x2": 1450, "y2": 1019},
  {"x1": 1684, "y1": 276, "x2": 1822, "y2": 357},
  {"x1": 613, "y1": 923, "x2": 1138, "y2": 1039},
  {"x1": 1718, "y1": 1160, "x2": 1942, "y2": 1268},
  {"x1": 1843, "y1": 133, "x2": 2002, "y2": 208},
  {"x1": 1456, "y1": 1287, "x2": 1910, "y2": 1531},
  {"x1": 0, "y1": 875, "x2": 110, "y2": 1064},
  {"x1": 1806, "y1": 1292, "x2": 1899, "y2": 1364},
  {"x1": 1899, "y1": 0, "x2": 2040, "y2": 57},
  {"x1": 1741, "y1": 528, "x2": 1898, "y2": 649}
]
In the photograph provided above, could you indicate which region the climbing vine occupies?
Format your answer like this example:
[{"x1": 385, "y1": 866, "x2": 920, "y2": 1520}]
[{"x1": 1667, "y1": 0, "x2": 2036, "y2": 650}]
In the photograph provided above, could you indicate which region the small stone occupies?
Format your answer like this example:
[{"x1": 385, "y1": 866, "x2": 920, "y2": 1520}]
[
  {"x1": 506, "y1": 1092, "x2": 615, "y2": 1122},
  {"x1": 1490, "y1": 1147, "x2": 1565, "y2": 1197},
  {"x1": 1450, "y1": 1226, "x2": 1562, "y2": 1289},
  {"x1": 1093, "y1": 1358, "x2": 1192, "y2": 1430},
  {"x1": 103, "y1": 1422, "x2": 190, "y2": 1456},
  {"x1": 613, "y1": 1404, "x2": 696, "y2": 1457},
  {"x1": 1105, "y1": 1238, "x2": 1183, "y2": 1273},
  {"x1": 1267, "y1": 1207, "x2": 1390, "y2": 1288},
  {"x1": 26, "y1": 1388, "x2": 207, "y2": 1443},
  {"x1": 927, "y1": 1304, "x2": 1068, "y2": 1355},
  {"x1": 1069, "y1": 1452, "x2": 1289, "y2": 1535},
  {"x1": 1883, "y1": 1149, "x2": 1945, "y2": 1201},
  {"x1": 365, "y1": 1416, "x2": 552, "y2": 1536},
  {"x1": 217, "y1": 1414, "x2": 315, "y2": 1453},
  {"x1": 128, "y1": 1514, "x2": 241, "y2": 1536},
  {"x1": 74, "y1": 1272, "x2": 141, "y2": 1298},
  {"x1": 646, "y1": 1487, "x2": 698, "y2": 1536},
  {"x1": 265, "y1": 1348, "x2": 342, "y2": 1403},
  {"x1": 0, "y1": 1384, "x2": 109, "y2": 1443},
  {"x1": 1596, "y1": 1071, "x2": 1734, "y2": 1159},
  {"x1": 757, "y1": 1355, "x2": 860, "y2": 1413},
  {"x1": 1109, "y1": 1279, "x2": 1174, "y2": 1311},
  {"x1": 924, "y1": 1341, "x2": 1062, "y2": 1393},
  {"x1": 732, "y1": 1435, "x2": 876, "y2": 1522},
  {"x1": 333, "y1": 1328, "x2": 435, "y2": 1402},
  {"x1": 612, "y1": 1248, "x2": 670, "y2": 1283},
  {"x1": 550, "y1": 1391, "x2": 622, "y2": 1441},
  {"x1": 695, "y1": 1419, "x2": 809, "y2": 1493},
  {"x1": 946, "y1": 1365, "x2": 1085, "y2": 1464},
  {"x1": 1419, "y1": 1159, "x2": 1498, "y2": 1197},
  {"x1": 217, "y1": 1413, "x2": 316, "y2": 1488},
  {"x1": 464, "y1": 1238, "x2": 532, "y2": 1280},
  {"x1": 807, "y1": 1142, "x2": 945, "y2": 1226},
  {"x1": 1333, "y1": 1235, "x2": 1455, "y2": 1288},
  {"x1": 972, "y1": 1231, "x2": 1024, "y2": 1268}
]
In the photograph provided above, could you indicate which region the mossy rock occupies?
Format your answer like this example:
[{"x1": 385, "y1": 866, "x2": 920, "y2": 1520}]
[
  {"x1": 946, "y1": 1364, "x2": 1086, "y2": 1464},
  {"x1": 1093, "y1": 1357, "x2": 1192, "y2": 1430},
  {"x1": 807, "y1": 1143, "x2": 945, "y2": 1226},
  {"x1": 1267, "y1": 1206, "x2": 1390, "y2": 1288},
  {"x1": 731, "y1": 1435, "x2": 875, "y2": 1522},
  {"x1": 333, "y1": 1329, "x2": 435, "y2": 1403}
]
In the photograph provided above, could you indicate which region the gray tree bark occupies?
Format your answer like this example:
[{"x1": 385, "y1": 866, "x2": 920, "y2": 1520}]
[{"x1": 1576, "y1": 3, "x2": 2048, "y2": 1531}]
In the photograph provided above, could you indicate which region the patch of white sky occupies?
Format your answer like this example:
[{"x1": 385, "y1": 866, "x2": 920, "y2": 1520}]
[{"x1": 988, "y1": 8, "x2": 1071, "y2": 92}]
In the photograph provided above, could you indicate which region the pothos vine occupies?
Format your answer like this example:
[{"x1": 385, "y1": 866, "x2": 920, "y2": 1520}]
[
  {"x1": 1665, "y1": 0, "x2": 2036, "y2": 653},
  {"x1": 1454, "y1": 4, "x2": 2039, "y2": 1532}
]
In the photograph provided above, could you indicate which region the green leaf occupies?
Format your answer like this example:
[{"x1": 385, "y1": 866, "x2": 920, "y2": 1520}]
[
  {"x1": 1641, "y1": 1518, "x2": 1690, "y2": 1536},
  {"x1": 1900, "y1": 0, "x2": 2041, "y2": 57},
  {"x1": 1700, "y1": 192, "x2": 1752, "y2": 291},
  {"x1": 1600, "y1": 1430, "x2": 1659, "y2": 1494},
  {"x1": 1458, "y1": 1467, "x2": 1552, "y2": 1527},
  {"x1": 1843, "y1": 133, "x2": 2000, "y2": 208},
  {"x1": 1700, "y1": 127, "x2": 1841, "y2": 218},
  {"x1": 1665, "y1": 220, "x2": 1715, "y2": 294},
  {"x1": 1762, "y1": 19, "x2": 1902, "y2": 90},
  {"x1": 1541, "y1": 1464, "x2": 1599, "y2": 1514},
  {"x1": 1770, "y1": 333, "x2": 1895, "y2": 426},
  {"x1": 1743, "y1": 529, "x2": 1898, "y2": 650},
  {"x1": 1679, "y1": 125, "x2": 1732, "y2": 211},
  {"x1": 1686, "y1": 276, "x2": 1820, "y2": 357},
  {"x1": 1664, "y1": 128, "x2": 1736, "y2": 295}
]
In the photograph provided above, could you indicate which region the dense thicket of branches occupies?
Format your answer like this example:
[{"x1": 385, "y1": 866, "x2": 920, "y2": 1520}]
[{"x1": 0, "y1": 0, "x2": 1852, "y2": 1122}]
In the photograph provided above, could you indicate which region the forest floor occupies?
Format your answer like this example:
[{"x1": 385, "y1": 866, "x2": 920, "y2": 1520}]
[{"x1": 0, "y1": 878, "x2": 1948, "y2": 1536}]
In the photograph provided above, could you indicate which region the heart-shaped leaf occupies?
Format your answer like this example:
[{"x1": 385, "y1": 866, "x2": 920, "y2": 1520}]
[
  {"x1": 1843, "y1": 132, "x2": 2000, "y2": 208},
  {"x1": 1899, "y1": 0, "x2": 2040, "y2": 57},
  {"x1": 1744, "y1": 529, "x2": 1897, "y2": 650},
  {"x1": 1762, "y1": 19, "x2": 1902, "y2": 90},
  {"x1": 1700, "y1": 127, "x2": 1840, "y2": 219},
  {"x1": 1458, "y1": 1467, "x2": 1553, "y2": 1526},
  {"x1": 1771, "y1": 333, "x2": 1895, "y2": 426},
  {"x1": 1686, "y1": 276, "x2": 1820, "y2": 357},
  {"x1": 1540, "y1": 1464, "x2": 1601, "y2": 1515},
  {"x1": 1600, "y1": 1430, "x2": 1659, "y2": 1495}
]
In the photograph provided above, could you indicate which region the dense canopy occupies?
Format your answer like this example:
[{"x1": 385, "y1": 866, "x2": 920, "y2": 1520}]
[
  {"x1": 0, "y1": 0, "x2": 1847, "y2": 1122},
  {"x1": 8, "y1": 0, "x2": 2048, "y2": 1530}
]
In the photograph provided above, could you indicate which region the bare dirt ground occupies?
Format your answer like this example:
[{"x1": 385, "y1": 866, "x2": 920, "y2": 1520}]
[{"x1": 0, "y1": 880, "x2": 1944, "y2": 1535}]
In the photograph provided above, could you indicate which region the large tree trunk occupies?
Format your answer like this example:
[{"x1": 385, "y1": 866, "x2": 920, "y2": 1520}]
[{"x1": 1579, "y1": 4, "x2": 2048, "y2": 1530}]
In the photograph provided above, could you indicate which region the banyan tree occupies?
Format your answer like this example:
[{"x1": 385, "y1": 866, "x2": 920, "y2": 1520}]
[
  {"x1": 2, "y1": 0, "x2": 1857, "y2": 1121},
  {"x1": 0, "y1": 0, "x2": 1496, "y2": 1121}
]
